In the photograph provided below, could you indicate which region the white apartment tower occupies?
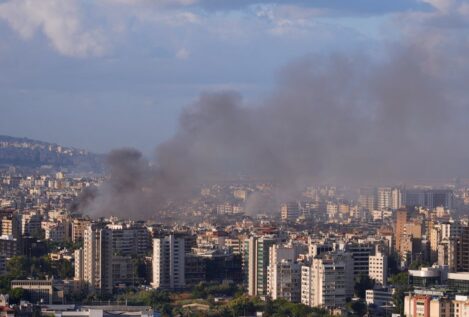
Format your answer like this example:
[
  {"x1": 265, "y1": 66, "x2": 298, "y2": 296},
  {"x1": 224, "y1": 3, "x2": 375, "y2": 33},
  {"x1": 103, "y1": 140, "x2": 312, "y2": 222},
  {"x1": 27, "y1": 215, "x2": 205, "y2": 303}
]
[
  {"x1": 368, "y1": 248, "x2": 388, "y2": 287},
  {"x1": 391, "y1": 188, "x2": 402, "y2": 210},
  {"x1": 267, "y1": 245, "x2": 301, "y2": 302},
  {"x1": 152, "y1": 235, "x2": 186, "y2": 290},
  {"x1": 81, "y1": 224, "x2": 113, "y2": 294},
  {"x1": 74, "y1": 248, "x2": 84, "y2": 282},
  {"x1": 301, "y1": 252, "x2": 353, "y2": 309},
  {"x1": 377, "y1": 187, "x2": 392, "y2": 210},
  {"x1": 378, "y1": 187, "x2": 402, "y2": 210}
]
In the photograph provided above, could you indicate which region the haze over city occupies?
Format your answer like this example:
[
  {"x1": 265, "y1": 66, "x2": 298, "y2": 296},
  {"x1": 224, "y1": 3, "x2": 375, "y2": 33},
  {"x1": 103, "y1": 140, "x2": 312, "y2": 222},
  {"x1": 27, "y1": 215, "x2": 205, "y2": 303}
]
[{"x1": 2, "y1": 1, "x2": 469, "y2": 317}]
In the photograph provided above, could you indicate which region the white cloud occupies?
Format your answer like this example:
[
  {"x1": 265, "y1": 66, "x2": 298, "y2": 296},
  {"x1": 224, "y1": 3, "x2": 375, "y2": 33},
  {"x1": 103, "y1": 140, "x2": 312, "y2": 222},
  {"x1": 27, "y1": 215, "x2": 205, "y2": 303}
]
[
  {"x1": 253, "y1": 4, "x2": 322, "y2": 36},
  {"x1": 0, "y1": 0, "x2": 107, "y2": 57},
  {"x1": 419, "y1": 0, "x2": 469, "y2": 15},
  {"x1": 420, "y1": 0, "x2": 457, "y2": 12},
  {"x1": 176, "y1": 48, "x2": 190, "y2": 60},
  {"x1": 100, "y1": 0, "x2": 197, "y2": 7}
]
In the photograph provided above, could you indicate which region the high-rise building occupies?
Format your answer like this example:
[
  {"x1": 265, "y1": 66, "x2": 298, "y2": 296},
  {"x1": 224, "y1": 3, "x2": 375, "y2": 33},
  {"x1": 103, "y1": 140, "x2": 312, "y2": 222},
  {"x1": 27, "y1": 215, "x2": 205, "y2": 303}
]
[
  {"x1": 267, "y1": 245, "x2": 300, "y2": 302},
  {"x1": 455, "y1": 226, "x2": 469, "y2": 272},
  {"x1": 391, "y1": 188, "x2": 403, "y2": 210},
  {"x1": 369, "y1": 248, "x2": 388, "y2": 287},
  {"x1": 152, "y1": 235, "x2": 186, "y2": 290},
  {"x1": 326, "y1": 203, "x2": 338, "y2": 221},
  {"x1": 81, "y1": 224, "x2": 113, "y2": 295},
  {"x1": 107, "y1": 223, "x2": 150, "y2": 257},
  {"x1": 244, "y1": 236, "x2": 276, "y2": 296},
  {"x1": 403, "y1": 189, "x2": 453, "y2": 209},
  {"x1": 225, "y1": 238, "x2": 242, "y2": 255},
  {"x1": 395, "y1": 208, "x2": 408, "y2": 253},
  {"x1": 112, "y1": 255, "x2": 134, "y2": 286},
  {"x1": 0, "y1": 255, "x2": 6, "y2": 275},
  {"x1": 438, "y1": 239, "x2": 457, "y2": 271},
  {"x1": 0, "y1": 235, "x2": 18, "y2": 258},
  {"x1": 358, "y1": 188, "x2": 377, "y2": 211},
  {"x1": 378, "y1": 187, "x2": 393, "y2": 211},
  {"x1": 42, "y1": 221, "x2": 68, "y2": 242},
  {"x1": 71, "y1": 219, "x2": 91, "y2": 243},
  {"x1": 377, "y1": 187, "x2": 402, "y2": 210},
  {"x1": 21, "y1": 212, "x2": 42, "y2": 237},
  {"x1": 308, "y1": 241, "x2": 333, "y2": 258},
  {"x1": 301, "y1": 252, "x2": 353, "y2": 309},
  {"x1": 430, "y1": 225, "x2": 442, "y2": 264},
  {"x1": 280, "y1": 202, "x2": 300, "y2": 222},
  {"x1": 437, "y1": 225, "x2": 469, "y2": 272},
  {"x1": 1, "y1": 215, "x2": 20, "y2": 239},
  {"x1": 345, "y1": 243, "x2": 375, "y2": 278},
  {"x1": 74, "y1": 248, "x2": 84, "y2": 282},
  {"x1": 405, "y1": 221, "x2": 423, "y2": 239}
]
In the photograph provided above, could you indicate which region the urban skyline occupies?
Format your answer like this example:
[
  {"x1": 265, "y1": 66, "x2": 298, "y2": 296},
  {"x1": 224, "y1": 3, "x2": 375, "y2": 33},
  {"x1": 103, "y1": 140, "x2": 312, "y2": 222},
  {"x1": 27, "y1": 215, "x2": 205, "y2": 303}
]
[{"x1": 2, "y1": 1, "x2": 469, "y2": 317}]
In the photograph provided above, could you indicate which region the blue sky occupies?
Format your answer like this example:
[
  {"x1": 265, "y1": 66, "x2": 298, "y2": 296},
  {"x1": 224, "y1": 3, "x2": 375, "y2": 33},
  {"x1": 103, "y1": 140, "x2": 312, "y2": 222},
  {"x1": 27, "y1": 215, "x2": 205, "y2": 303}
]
[{"x1": 0, "y1": 0, "x2": 464, "y2": 154}]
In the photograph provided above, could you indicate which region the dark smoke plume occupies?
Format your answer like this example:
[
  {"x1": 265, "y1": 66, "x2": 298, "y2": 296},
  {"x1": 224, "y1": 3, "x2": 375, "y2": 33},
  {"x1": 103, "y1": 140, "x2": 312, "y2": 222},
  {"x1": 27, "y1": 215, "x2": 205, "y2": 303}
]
[{"x1": 80, "y1": 41, "x2": 469, "y2": 219}]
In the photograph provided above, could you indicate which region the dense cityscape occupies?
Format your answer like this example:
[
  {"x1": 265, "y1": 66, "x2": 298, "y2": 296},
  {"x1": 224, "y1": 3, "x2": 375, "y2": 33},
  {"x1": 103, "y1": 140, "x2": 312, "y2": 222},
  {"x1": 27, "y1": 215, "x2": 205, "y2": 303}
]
[
  {"x1": 2, "y1": 0, "x2": 469, "y2": 317},
  {"x1": 1, "y1": 156, "x2": 469, "y2": 316}
]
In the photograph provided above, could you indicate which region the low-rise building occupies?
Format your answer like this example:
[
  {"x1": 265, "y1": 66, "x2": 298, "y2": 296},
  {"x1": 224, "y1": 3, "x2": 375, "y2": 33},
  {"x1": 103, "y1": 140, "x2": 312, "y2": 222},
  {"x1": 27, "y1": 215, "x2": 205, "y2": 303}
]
[
  {"x1": 365, "y1": 287, "x2": 394, "y2": 307},
  {"x1": 404, "y1": 291, "x2": 451, "y2": 317},
  {"x1": 11, "y1": 279, "x2": 66, "y2": 304}
]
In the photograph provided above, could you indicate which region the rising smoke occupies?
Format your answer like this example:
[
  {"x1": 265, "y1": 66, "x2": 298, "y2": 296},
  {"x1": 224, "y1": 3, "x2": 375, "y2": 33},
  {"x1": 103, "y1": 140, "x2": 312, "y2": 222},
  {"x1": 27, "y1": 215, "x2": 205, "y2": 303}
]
[{"x1": 79, "y1": 36, "x2": 469, "y2": 219}]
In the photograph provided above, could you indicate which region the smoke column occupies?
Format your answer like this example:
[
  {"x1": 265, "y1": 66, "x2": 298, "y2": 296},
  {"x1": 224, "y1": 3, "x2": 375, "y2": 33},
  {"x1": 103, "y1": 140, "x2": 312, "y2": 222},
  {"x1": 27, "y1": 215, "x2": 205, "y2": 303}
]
[{"x1": 80, "y1": 40, "x2": 469, "y2": 218}]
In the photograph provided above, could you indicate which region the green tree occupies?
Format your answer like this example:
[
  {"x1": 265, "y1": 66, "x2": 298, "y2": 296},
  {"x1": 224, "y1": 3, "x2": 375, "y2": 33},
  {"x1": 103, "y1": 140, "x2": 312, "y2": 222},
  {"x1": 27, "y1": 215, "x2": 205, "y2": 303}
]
[
  {"x1": 51, "y1": 259, "x2": 73, "y2": 279},
  {"x1": 389, "y1": 272, "x2": 411, "y2": 315},
  {"x1": 117, "y1": 290, "x2": 171, "y2": 309},
  {"x1": 191, "y1": 282, "x2": 208, "y2": 299},
  {"x1": 9, "y1": 288, "x2": 25, "y2": 304},
  {"x1": 346, "y1": 300, "x2": 367, "y2": 317},
  {"x1": 227, "y1": 295, "x2": 260, "y2": 316},
  {"x1": 389, "y1": 272, "x2": 409, "y2": 286},
  {"x1": 354, "y1": 275, "x2": 375, "y2": 298},
  {"x1": 387, "y1": 252, "x2": 400, "y2": 276}
]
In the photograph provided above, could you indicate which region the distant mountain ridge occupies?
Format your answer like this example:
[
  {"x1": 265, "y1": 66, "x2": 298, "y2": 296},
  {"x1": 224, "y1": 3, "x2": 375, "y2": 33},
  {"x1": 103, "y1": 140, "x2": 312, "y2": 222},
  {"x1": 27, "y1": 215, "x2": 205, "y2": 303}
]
[{"x1": 0, "y1": 135, "x2": 104, "y2": 172}]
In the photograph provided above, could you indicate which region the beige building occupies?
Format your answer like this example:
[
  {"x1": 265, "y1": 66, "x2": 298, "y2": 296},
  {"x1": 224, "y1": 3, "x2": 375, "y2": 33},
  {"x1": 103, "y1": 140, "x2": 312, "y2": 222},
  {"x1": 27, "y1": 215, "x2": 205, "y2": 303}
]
[
  {"x1": 404, "y1": 292, "x2": 451, "y2": 317},
  {"x1": 225, "y1": 238, "x2": 241, "y2": 255},
  {"x1": 72, "y1": 218, "x2": 91, "y2": 243},
  {"x1": 326, "y1": 203, "x2": 338, "y2": 221},
  {"x1": 405, "y1": 221, "x2": 423, "y2": 239},
  {"x1": 11, "y1": 279, "x2": 66, "y2": 304},
  {"x1": 1, "y1": 216, "x2": 20, "y2": 238},
  {"x1": 453, "y1": 295, "x2": 469, "y2": 317},
  {"x1": 369, "y1": 249, "x2": 388, "y2": 287},
  {"x1": 42, "y1": 221, "x2": 69, "y2": 242},
  {"x1": 395, "y1": 208, "x2": 408, "y2": 253}
]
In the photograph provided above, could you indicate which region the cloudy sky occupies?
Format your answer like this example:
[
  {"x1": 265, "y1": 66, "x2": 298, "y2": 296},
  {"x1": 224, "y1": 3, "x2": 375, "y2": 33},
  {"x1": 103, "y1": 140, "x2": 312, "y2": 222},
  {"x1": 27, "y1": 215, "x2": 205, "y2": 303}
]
[{"x1": 0, "y1": 0, "x2": 466, "y2": 155}]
